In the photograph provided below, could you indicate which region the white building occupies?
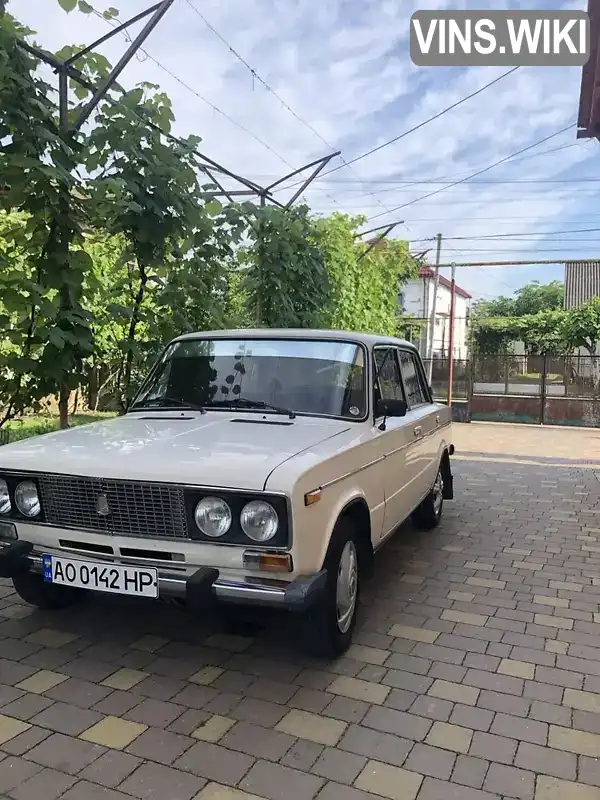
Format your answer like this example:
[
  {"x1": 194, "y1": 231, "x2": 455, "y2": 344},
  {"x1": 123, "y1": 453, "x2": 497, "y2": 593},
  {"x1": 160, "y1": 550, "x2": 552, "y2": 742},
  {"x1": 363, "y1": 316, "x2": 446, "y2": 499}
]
[{"x1": 399, "y1": 267, "x2": 472, "y2": 360}]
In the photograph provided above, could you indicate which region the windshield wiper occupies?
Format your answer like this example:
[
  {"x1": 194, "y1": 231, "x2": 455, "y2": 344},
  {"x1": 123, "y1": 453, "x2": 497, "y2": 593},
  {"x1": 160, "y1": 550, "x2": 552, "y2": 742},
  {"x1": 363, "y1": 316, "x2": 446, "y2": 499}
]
[
  {"x1": 129, "y1": 396, "x2": 206, "y2": 414},
  {"x1": 206, "y1": 397, "x2": 296, "y2": 419}
]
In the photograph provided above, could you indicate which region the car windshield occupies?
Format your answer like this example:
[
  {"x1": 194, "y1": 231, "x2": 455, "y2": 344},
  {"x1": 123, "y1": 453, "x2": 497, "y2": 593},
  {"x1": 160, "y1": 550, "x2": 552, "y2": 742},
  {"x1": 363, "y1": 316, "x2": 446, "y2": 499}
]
[{"x1": 131, "y1": 337, "x2": 367, "y2": 420}]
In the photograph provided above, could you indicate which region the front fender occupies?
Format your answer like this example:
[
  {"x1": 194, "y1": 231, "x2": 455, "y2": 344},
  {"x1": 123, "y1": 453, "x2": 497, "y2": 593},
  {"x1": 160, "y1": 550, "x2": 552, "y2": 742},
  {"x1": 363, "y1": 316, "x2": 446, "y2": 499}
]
[{"x1": 316, "y1": 487, "x2": 370, "y2": 572}]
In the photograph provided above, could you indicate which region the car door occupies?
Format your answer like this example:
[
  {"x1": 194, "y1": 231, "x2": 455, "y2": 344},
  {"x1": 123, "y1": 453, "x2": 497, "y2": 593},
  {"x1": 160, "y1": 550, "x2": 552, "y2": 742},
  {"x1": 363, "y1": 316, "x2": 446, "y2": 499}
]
[
  {"x1": 398, "y1": 348, "x2": 439, "y2": 502},
  {"x1": 373, "y1": 346, "x2": 417, "y2": 538}
]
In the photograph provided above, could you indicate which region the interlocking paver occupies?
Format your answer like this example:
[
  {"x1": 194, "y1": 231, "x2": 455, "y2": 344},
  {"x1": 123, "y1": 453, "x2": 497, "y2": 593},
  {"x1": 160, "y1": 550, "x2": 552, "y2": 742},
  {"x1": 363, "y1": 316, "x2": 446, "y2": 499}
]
[
  {"x1": 78, "y1": 750, "x2": 142, "y2": 788},
  {"x1": 173, "y1": 741, "x2": 254, "y2": 786},
  {"x1": 451, "y1": 754, "x2": 489, "y2": 789},
  {"x1": 0, "y1": 756, "x2": 41, "y2": 793},
  {"x1": 119, "y1": 761, "x2": 207, "y2": 800},
  {"x1": 490, "y1": 712, "x2": 548, "y2": 746},
  {"x1": 514, "y1": 741, "x2": 577, "y2": 780},
  {"x1": 9, "y1": 766, "x2": 76, "y2": 800},
  {"x1": 483, "y1": 761, "x2": 535, "y2": 799},
  {"x1": 328, "y1": 677, "x2": 389, "y2": 706},
  {"x1": 311, "y1": 746, "x2": 367, "y2": 783},
  {"x1": 24, "y1": 732, "x2": 105, "y2": 773},
  {"x1": 338, "y1": 724, "x2": 413, "y2": 767},
  {"x1": 548, "y1": 725, "x2": 600, "y2": 757},
  {"x1": 429, "y1": 679, "x2": 479, "y2": 706},
  {"x1": 426, "y1": 721, "x2": 473, "y2": 754},
  {"x1": 404, "y1": 742, "x2": 456, "y2": 779},
  {"x1": 535, "y1": 775, "x2": 600, "y2": 799},
  {"x1": 354, "y1": 759, "x2": 423, "y2": 800},
  {"x1": 239, "y1": 759, "x2": 324, "y2": 800},
  {"x1": 276, "y1": 709, "x2": 346, "y2": 746}
]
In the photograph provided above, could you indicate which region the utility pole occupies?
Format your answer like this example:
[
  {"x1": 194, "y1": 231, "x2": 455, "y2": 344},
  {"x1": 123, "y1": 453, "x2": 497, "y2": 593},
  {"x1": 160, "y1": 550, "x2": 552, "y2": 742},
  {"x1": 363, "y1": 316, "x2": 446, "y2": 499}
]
[
  {"x1": 426, "y1": 233, "x2": 442, "y2": 384},
  {"x1": 447, "y1": 262, "x2": 457, "y2": 406}
]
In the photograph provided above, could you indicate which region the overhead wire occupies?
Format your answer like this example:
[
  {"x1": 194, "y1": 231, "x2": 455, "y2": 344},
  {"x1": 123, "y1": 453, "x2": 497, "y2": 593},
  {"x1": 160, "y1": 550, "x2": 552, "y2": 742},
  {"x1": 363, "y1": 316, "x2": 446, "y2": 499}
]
[
  {"x1": 90, "y1": 8, "x2": 296, "y2": 170},
  {"x1": 409, "y1": 227, "x2": 600, "y2": 242},
  {"x1": 283, "y1": 66, "x2": 521, "y2": 188},
  {"x1": 181, "y1": 0, "x2": 392, "y2": 215},
  {"x1": 365, "y1": 124, "x2": 577, "y2": 222},
  {"x1": 91, "y1": 4, "x2": 342, "y2": 208}
]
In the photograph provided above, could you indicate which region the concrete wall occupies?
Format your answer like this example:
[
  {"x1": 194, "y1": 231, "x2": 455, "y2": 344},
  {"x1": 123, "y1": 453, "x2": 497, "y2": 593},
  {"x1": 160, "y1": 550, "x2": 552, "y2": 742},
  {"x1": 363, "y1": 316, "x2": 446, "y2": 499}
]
[{"x1": 469, "y1": 394, "x2": 600, "y2": 428}]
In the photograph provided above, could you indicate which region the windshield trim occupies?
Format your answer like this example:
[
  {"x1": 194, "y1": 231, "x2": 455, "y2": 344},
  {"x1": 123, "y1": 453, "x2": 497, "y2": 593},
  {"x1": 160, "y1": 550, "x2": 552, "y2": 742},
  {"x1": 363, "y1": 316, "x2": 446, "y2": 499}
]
[{"x1": 128, "y1": 335, "x2": 370, "y2": 423}]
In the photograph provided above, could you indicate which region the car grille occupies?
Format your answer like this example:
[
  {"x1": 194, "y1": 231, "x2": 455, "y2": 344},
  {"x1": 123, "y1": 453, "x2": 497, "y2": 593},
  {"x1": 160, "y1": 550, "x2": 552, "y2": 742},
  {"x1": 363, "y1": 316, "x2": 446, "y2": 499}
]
[{"x1": 37, "y1": 474, "x2": 189, "y2": 540}]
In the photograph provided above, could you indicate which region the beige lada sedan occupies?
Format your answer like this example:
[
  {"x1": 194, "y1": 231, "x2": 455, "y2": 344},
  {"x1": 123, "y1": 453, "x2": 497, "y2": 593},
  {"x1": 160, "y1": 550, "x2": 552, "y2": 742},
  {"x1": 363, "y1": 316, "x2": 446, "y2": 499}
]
[{"x1": 0, "y1": 329, "x2": 454, "y2": 656}]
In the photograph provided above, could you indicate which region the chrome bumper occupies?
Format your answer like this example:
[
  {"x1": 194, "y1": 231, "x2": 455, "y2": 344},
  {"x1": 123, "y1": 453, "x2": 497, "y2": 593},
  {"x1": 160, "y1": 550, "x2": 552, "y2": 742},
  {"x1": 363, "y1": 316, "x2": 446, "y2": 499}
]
[{"x1": 0, "y1": 542, "x2": 327, "y2": 612}]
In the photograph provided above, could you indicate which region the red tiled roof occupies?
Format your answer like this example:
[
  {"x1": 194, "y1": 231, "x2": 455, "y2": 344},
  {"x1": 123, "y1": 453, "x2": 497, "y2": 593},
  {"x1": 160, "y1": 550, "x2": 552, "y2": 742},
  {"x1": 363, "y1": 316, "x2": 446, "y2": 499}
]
[{"x1": 418, "y1": 267, "x2": 472, "y2": 299}]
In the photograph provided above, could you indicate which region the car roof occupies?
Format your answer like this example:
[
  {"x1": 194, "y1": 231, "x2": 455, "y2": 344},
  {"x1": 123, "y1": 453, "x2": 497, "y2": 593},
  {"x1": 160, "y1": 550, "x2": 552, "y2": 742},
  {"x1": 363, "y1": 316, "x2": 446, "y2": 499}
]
[{"x1": 173, "y1": 328, "x2": 417, "y2": 350}]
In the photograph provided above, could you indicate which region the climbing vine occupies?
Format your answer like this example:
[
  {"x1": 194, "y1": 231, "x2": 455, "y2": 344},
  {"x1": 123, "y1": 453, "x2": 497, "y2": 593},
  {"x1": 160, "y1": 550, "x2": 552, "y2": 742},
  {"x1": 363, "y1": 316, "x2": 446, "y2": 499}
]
[{"x1": 314, "y1": 213, "x2": 418, "y2": 335}]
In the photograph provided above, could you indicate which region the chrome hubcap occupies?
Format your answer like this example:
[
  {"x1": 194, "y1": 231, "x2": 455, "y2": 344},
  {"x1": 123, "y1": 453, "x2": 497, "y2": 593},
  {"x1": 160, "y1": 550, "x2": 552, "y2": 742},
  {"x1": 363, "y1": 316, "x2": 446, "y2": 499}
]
[
  {"x1": 432, "y1": 471, "x2": 443, "y2": 516},
  {"x1": 336, "y1": 540, "x2": 358, "y2": 634}
]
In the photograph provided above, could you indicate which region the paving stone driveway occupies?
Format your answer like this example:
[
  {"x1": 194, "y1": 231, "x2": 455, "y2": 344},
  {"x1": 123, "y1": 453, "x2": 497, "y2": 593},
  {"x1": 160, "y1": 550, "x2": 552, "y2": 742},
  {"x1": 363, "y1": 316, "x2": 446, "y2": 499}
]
[{"x1": 1, "y1": 423, "x2": 600, "y2": 800}]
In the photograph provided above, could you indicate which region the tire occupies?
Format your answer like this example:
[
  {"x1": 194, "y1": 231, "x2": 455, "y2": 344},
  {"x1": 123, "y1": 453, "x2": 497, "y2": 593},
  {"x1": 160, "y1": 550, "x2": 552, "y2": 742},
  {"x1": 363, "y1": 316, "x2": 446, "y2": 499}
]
[
  {"x1": 12, "y1": 571, "x2": 86, "y2": 610},
  {"x1": 411, "y1": 466, "x2": 444, "y2": 531},
  {"x1": 300, "y1": 518, "x2": 360, "y2": 658}
]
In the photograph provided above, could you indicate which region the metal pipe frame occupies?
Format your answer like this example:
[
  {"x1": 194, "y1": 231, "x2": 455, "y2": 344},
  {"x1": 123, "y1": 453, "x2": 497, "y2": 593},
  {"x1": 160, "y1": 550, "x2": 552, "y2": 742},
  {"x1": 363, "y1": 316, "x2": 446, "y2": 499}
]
[{"x1": 73, "y1": 0, "x2": 175, "y2": 132}]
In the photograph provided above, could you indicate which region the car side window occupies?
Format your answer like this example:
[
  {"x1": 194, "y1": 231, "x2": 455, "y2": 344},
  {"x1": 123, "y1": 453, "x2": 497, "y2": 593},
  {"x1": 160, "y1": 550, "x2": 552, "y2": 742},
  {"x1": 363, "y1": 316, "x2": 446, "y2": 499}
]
[
  {"x1": 398, "y1": 350, "x2": 429, "y2": 408},
  {"x1": 373, "y1": 348, "x2": 404, "y2": 407}
]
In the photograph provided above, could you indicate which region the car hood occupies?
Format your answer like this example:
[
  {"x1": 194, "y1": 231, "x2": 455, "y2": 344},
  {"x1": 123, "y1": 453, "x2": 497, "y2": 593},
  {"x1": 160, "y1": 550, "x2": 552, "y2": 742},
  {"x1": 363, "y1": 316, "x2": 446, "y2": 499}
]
[{"x1": 0, "y1": 412, "x2": 352, "y2": 490}]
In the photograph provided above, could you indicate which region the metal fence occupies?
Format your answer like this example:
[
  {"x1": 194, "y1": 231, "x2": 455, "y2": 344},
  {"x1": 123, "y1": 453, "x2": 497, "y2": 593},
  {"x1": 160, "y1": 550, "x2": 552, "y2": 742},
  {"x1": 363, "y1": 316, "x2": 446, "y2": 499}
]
[
  {"x1": 423, "y1": 355, "x2": 600, "y2": 402},
  {"x1": 471, "y1": 355, "x2": 600, "y2": 399},
  {"x1": 422, "y1": 358, "x2": 470, "y2": 401}
]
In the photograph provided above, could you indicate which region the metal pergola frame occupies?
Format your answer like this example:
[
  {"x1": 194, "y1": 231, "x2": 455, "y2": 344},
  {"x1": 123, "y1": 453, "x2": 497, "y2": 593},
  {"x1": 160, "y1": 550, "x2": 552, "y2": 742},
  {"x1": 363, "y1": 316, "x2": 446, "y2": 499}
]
[{"x1": 15, "y1": 2, "x2": 340, "y2": 207}]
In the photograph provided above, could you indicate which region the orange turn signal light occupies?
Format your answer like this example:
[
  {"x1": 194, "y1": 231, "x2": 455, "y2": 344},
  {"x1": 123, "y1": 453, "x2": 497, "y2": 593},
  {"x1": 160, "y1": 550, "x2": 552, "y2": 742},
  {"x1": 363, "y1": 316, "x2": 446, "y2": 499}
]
[
  {"x1": 304, "y1": 488, "x2": 321, "y2": 506},
  {"x1": 243, "y1": 551, "x2": 292, "y2": 572}
]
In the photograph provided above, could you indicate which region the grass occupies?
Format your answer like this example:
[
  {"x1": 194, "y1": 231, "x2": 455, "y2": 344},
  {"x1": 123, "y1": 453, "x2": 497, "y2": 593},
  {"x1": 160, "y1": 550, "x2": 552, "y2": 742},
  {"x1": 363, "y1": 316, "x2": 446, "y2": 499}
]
[{"x1": 4, "y1": 412, "x2": 116, "y2": 443}]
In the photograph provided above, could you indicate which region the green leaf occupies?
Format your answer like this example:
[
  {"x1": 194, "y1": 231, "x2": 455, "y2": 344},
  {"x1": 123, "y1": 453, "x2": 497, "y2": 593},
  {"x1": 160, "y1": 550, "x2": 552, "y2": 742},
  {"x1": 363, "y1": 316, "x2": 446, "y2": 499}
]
[
  {"x1": 205, "y1": 200, "x2": 222, "y2": 216},
  {"x1": 48, "y1": 328, "x2": 66, "y2": 349},
  {"x1": 78, "y1": 0, "x2": 94, "y2": 12},
  {"x1": 57, "y1": 0, "x2": 78, "y2": 11}
]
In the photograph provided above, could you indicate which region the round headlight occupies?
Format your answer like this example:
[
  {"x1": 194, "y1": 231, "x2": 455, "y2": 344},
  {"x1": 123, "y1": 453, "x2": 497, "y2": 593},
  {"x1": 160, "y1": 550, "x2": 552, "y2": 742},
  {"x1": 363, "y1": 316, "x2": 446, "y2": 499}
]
[
  {"x1": 194, "y1": 497, "x2": 232, "y2": 538},
  {"x1": 15, "y1": 481, "x2": 40, "y2": 518},
  {"x1": 0, "y1": 479, "x2": 11, "y2": 515},
  {"x1": 240, "y1": 500, "x2": 278, "y2": 542}
]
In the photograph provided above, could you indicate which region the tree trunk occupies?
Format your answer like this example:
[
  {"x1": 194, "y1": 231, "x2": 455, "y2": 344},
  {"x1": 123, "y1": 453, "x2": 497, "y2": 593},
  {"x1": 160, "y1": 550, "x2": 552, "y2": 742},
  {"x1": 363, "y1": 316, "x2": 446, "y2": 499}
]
[
  {"x1": 122, "y1": 262, "x2": 148, "y2": 407},
  {"x1": 58, "y1": 388, "x2": 69, "y2": 429},
  {"x1": 88, "y1": 361, "x2": 98, "y2": 411},
  {"x1": 591, "y1": 355, "x2": 600, "y2": 394}
]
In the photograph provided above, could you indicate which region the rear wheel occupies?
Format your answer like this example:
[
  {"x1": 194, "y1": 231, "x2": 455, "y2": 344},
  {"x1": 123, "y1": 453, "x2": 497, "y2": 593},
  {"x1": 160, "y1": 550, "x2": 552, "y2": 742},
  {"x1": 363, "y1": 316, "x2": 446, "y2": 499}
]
[
  {"x1": 411, "y1": 467, "x2": 444, "y2": 530},
  {"x1": 300, "y1": 519, "x2": 360, "y2": 658},
  {"x1": 12, "y1": 571, "x2": 86, "y2": 610}
]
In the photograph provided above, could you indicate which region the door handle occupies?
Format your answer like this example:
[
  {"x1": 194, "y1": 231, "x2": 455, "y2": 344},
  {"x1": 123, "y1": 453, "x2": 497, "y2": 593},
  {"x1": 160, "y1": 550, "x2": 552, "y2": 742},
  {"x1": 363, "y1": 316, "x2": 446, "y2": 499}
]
[
  {"x1": 436, "y1": 414, "x2": 440, "y2": 424},
  {"x1": 413, "y1": 426, "x2": 422, "y2": 437}
]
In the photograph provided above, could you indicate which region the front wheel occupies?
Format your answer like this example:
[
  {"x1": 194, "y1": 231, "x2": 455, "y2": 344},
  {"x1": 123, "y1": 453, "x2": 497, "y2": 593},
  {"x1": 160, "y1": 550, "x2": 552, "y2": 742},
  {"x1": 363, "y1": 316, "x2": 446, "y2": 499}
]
[
  {"x1": 12, "y1": 571, "x2": 86, "y2": 610},
  {"x1": 411, "y1": 467, "x2": 444, "y2": 530},
  {"x1": 299, "y1": 520, "x2": 360, "y2": 658}
]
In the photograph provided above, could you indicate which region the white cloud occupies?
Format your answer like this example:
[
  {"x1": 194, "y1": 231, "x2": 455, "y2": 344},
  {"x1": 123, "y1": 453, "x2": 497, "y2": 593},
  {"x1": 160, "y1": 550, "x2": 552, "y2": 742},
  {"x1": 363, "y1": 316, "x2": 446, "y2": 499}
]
[{"x1": 10, "y1": 0, "x2": 599, "y2": 300}]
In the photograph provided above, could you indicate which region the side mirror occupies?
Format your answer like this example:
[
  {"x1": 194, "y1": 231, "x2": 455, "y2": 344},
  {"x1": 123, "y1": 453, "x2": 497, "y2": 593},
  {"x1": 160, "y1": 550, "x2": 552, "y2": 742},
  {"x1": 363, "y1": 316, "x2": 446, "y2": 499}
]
[{"x1": 376, "y1": 398, "x2": 407, "y2": 419}]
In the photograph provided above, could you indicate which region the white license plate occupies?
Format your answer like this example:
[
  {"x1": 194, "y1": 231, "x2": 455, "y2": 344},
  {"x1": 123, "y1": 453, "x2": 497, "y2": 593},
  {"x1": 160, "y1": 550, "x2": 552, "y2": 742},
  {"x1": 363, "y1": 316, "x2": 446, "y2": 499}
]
[{"x1": 42, "y1": 554, "x2": 158, "y2": 598}]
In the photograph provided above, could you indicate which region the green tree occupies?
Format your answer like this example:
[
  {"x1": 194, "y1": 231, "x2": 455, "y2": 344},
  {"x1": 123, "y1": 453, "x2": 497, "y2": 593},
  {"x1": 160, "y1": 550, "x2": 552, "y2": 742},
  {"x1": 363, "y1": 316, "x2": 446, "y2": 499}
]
[
  {"x1": 243, "y1": 204, "x2": 330, "y2": 329},
  {"x1": 563, "y1": 298, "x2": 600, "y2": 391},
  {"x1": 314, "y1": 213, "x2": 417, "y2": 334},
  {"x1": 476, "y1": 280, "x2": 563, "y2": 319},
  {"x1": 472, "y1": 280, "x2": 565, "y2": 355}
]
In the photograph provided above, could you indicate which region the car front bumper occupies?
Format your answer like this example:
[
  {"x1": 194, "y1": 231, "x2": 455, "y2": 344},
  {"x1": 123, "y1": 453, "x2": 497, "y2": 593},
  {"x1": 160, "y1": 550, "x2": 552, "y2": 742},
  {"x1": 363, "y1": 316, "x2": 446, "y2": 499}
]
[{"x1": 0, "y1": 540, "x2": 327, "y2": 613}]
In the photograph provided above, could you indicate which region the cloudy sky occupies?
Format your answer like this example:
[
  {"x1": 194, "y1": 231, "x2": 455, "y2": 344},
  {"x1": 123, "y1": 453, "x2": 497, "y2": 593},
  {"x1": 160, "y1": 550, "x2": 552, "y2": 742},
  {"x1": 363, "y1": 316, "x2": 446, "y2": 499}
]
[{"x1": 12, "y1": 0, "x2": 599, "y2": 303}]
